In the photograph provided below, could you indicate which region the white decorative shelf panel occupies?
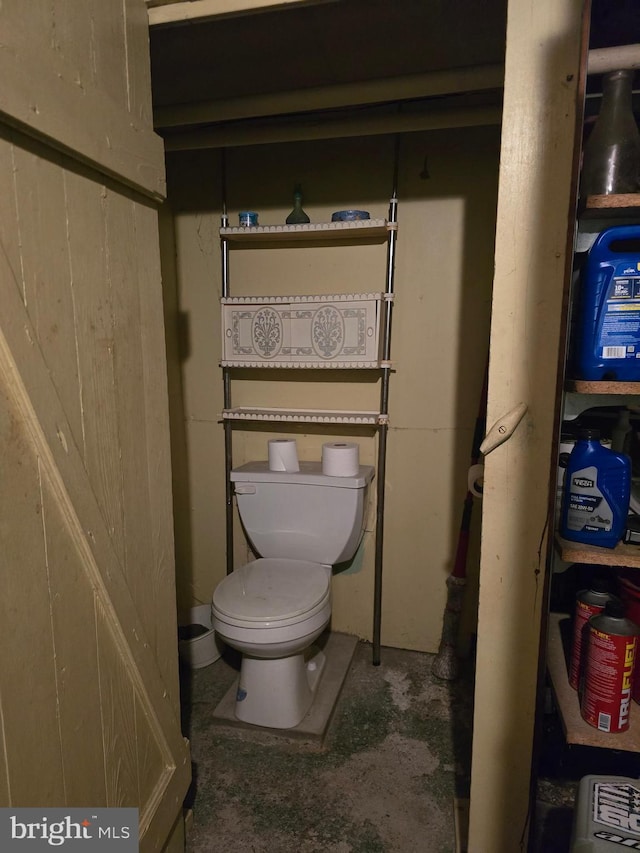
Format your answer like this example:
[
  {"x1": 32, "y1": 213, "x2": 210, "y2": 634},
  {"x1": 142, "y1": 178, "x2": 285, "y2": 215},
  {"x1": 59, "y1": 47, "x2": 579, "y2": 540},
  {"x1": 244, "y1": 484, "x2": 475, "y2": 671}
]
[
  {"x1": 220, "y1": 219, "x2": 389, "y2": 242},
  {"x1": 221, "y1": 293, "x2": 384, "y2": 368},
  {"x1": 222, "y1": 407, "x2": 386, "y2": 425}
]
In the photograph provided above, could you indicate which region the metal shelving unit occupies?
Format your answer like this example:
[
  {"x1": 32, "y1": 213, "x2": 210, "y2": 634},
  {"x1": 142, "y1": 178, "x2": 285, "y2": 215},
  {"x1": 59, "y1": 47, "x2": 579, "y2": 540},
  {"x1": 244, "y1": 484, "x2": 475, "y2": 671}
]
[{"x1": 219, "y1": 156, "x2": 399, "y2": 666}]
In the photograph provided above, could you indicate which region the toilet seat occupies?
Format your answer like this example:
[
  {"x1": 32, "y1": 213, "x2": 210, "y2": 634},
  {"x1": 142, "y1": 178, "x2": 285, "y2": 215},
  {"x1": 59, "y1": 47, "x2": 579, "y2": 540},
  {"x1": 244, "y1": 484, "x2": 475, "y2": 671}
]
[{"x1": 212, "y1": 558, "x2": 331, "y2": 629}]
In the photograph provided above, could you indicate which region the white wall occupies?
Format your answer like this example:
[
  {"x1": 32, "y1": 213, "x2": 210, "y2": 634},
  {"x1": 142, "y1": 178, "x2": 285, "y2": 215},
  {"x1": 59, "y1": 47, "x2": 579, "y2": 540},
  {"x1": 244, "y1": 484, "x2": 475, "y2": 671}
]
[{"x1": 162, "y1": 126, "x2": 500, "y2": 651}]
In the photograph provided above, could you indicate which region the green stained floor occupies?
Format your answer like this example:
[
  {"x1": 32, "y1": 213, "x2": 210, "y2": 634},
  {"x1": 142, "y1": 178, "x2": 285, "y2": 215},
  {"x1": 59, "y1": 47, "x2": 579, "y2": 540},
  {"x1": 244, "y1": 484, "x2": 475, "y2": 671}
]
[{"x1": 180, "y1": 641, "x2": 474, "y2": 852}]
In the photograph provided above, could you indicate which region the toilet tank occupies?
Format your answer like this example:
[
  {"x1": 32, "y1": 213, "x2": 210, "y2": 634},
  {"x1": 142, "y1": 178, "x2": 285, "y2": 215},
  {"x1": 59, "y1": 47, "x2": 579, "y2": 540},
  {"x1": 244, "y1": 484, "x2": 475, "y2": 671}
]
[{"x1": 231, "y1": 461, "x2": 374, "y2": 565}]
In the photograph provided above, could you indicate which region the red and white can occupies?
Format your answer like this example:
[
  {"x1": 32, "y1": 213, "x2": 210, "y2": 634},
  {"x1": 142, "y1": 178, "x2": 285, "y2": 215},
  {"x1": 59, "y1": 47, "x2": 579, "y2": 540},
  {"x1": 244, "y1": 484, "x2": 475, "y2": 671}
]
[
  {"x1": 568, "y1": 580, "x2": 620, "y2": 691},
  {"x1": 581, "y1": 600, "x2": 639, "y2": 733},
  {"x1": 617, "y1": 569, "x2": 640, "y2": 703}
]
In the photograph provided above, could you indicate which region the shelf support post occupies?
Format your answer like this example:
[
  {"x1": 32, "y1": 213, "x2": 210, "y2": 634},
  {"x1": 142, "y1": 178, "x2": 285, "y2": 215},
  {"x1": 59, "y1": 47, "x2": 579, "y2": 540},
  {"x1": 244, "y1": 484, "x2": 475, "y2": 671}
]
[
  {"x1": 221, "y1": 148, "x2": 234, "y2": 576},
  {"x1": 373, "y1": 138, "x2": 399, "y2": 665}
]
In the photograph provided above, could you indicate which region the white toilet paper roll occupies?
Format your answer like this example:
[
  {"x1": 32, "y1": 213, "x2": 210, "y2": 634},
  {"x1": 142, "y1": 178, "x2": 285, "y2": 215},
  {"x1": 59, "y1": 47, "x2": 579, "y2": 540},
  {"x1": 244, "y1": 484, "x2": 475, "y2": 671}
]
[
  {"x1": 268, "y1": 438, "x2": 299, "y2": 472},
  {"x1": 322, "y1": 442, "x2": 360, "y2": 477}
]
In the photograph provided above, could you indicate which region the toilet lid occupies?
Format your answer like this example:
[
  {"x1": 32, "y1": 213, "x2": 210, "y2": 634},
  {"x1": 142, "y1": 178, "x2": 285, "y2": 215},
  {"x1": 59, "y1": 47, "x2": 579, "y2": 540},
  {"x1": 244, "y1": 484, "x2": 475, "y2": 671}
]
[{"x1": 213, "y1": 558, "x2": 330, "y2": 622}]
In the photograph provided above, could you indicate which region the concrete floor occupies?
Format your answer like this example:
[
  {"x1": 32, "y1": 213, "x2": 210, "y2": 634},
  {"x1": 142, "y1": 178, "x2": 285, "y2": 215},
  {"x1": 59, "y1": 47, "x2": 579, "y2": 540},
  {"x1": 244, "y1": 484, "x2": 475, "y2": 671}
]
[
  {"x1": 178, "y1": 634, "x2": 592, "y2": 852},
  {"x1": 180, "y1": 635, "x2": 474, "y2": 852}
]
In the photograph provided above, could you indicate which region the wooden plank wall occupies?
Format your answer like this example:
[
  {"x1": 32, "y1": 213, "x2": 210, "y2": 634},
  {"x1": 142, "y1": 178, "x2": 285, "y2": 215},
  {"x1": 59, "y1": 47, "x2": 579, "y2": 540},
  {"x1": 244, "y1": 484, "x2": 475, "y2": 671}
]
[
  {"x1": 0, "y1": 131, "x2": 182, "y2": 801},
  {"x1": 0, "y1": 1, "x2": 189, "y2": 845},
  {"x1": 0, "y1": 1, "x2": 164, "y2": 199}
]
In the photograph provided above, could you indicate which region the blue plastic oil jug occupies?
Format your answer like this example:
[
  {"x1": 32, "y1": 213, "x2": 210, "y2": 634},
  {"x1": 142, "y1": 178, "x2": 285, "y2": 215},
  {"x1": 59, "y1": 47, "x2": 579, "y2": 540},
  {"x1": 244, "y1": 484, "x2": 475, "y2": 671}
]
[
  {"x1": 574, "y1": 225, "x2": 640, "y2": 380},
  {"x1": 560, "y1": 428, "x2": 630, "y2": 549}
]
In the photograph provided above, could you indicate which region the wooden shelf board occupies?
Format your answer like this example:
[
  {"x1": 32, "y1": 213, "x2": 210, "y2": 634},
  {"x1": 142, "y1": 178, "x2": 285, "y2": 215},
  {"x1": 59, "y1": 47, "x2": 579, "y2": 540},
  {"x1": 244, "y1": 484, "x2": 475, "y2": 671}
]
[
  {"x1": 566, "y1": 380, "x2": 640, "y2": 395},
  {"x1": 220, "y1": 219, "x2": 389, "y2": 242},
  {"x1": 581, "y1": 195, "x2": 640, "y2": 220},
  {"x1": 547, "y1": 612, "x2": 640, "y2": 751},
  {"x1": 556, "y1": 535, "x2": 640, "y2": 569},
  {"x1": 587, "y1": 194, "x2": 640, "y2": 209}
]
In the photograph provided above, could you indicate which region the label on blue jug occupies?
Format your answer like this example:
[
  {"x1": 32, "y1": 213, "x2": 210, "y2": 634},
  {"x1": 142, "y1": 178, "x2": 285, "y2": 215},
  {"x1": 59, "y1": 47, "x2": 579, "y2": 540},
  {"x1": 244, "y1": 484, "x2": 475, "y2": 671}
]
[
  {"x1": 599, "y1": 267, "x2": 640, "y2": 362},
  {"x1": 566, "y1": 465, "x2": 613, "y2": 533}
]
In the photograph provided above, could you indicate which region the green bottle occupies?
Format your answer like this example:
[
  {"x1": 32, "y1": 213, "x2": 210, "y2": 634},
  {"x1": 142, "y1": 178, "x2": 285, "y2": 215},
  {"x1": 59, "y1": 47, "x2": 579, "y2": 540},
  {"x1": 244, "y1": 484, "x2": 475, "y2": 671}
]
[{"x1": 286, "y1": 184, "x2": 310, "y2": 224}]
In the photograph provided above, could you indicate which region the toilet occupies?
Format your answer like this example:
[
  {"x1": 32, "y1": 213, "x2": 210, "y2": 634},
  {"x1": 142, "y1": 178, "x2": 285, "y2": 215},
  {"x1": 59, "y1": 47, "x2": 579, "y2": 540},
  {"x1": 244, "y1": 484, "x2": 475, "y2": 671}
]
[{"x1": 211, "y1": 459, "x2": 374, "y2": 729}]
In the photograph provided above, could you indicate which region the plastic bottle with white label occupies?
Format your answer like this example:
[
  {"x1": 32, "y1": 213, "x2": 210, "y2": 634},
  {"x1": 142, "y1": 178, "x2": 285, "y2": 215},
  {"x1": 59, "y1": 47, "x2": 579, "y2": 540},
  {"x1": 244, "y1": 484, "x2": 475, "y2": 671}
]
[
  {"x1": 572, "y1": 225, "x2": 640, "y2": 381},
  {"x1": 560, "y1": 428, "x2": 630, "y2": 549}
]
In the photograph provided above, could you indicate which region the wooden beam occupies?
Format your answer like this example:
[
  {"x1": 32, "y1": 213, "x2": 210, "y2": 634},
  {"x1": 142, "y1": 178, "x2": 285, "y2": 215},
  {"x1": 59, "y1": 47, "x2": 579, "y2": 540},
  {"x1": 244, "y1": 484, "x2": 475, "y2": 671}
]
[
  {"x1": 162, "y1": 103, "x2": 502, "y2": 150},
  {"x1": 154, "y1": 64, "x2": 504, "y2": 130},
  {"x1": 467, "y1": 0, "x2": 586, "y2": 849},
  {"x1": 147, "y1": 0, "x2": 331, "y2": 27}
]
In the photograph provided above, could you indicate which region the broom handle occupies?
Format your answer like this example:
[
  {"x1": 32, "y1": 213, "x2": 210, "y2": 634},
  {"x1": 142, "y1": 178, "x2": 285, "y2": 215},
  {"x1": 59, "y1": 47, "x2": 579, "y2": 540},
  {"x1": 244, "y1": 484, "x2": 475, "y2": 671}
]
[{"x1": 431, "y1": 363, "x2": 488, "y2": 680}]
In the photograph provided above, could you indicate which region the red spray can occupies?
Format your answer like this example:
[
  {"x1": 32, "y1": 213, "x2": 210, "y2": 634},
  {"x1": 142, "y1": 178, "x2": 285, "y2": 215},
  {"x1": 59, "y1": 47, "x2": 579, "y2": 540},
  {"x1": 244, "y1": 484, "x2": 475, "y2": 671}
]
[
  {"x1": 581, "y1": 600, "x2": 639, "y2": 733},
  {"x1": 568, "y1": 578, "x2": 620, "y2": 691},
  {"x1": 616, "y1": 569, "x2": 640, "y2": 703}
]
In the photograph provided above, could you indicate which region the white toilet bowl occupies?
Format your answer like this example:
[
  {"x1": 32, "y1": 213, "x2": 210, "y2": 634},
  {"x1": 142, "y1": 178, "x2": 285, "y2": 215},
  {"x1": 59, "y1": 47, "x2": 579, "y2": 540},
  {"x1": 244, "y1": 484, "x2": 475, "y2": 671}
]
[
  {"x1": 212, "y1": 460, "x2": 374, "y2": 729},
  {"x1": 211, "y1": 558, "x2": 332, "y2": 728}
]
